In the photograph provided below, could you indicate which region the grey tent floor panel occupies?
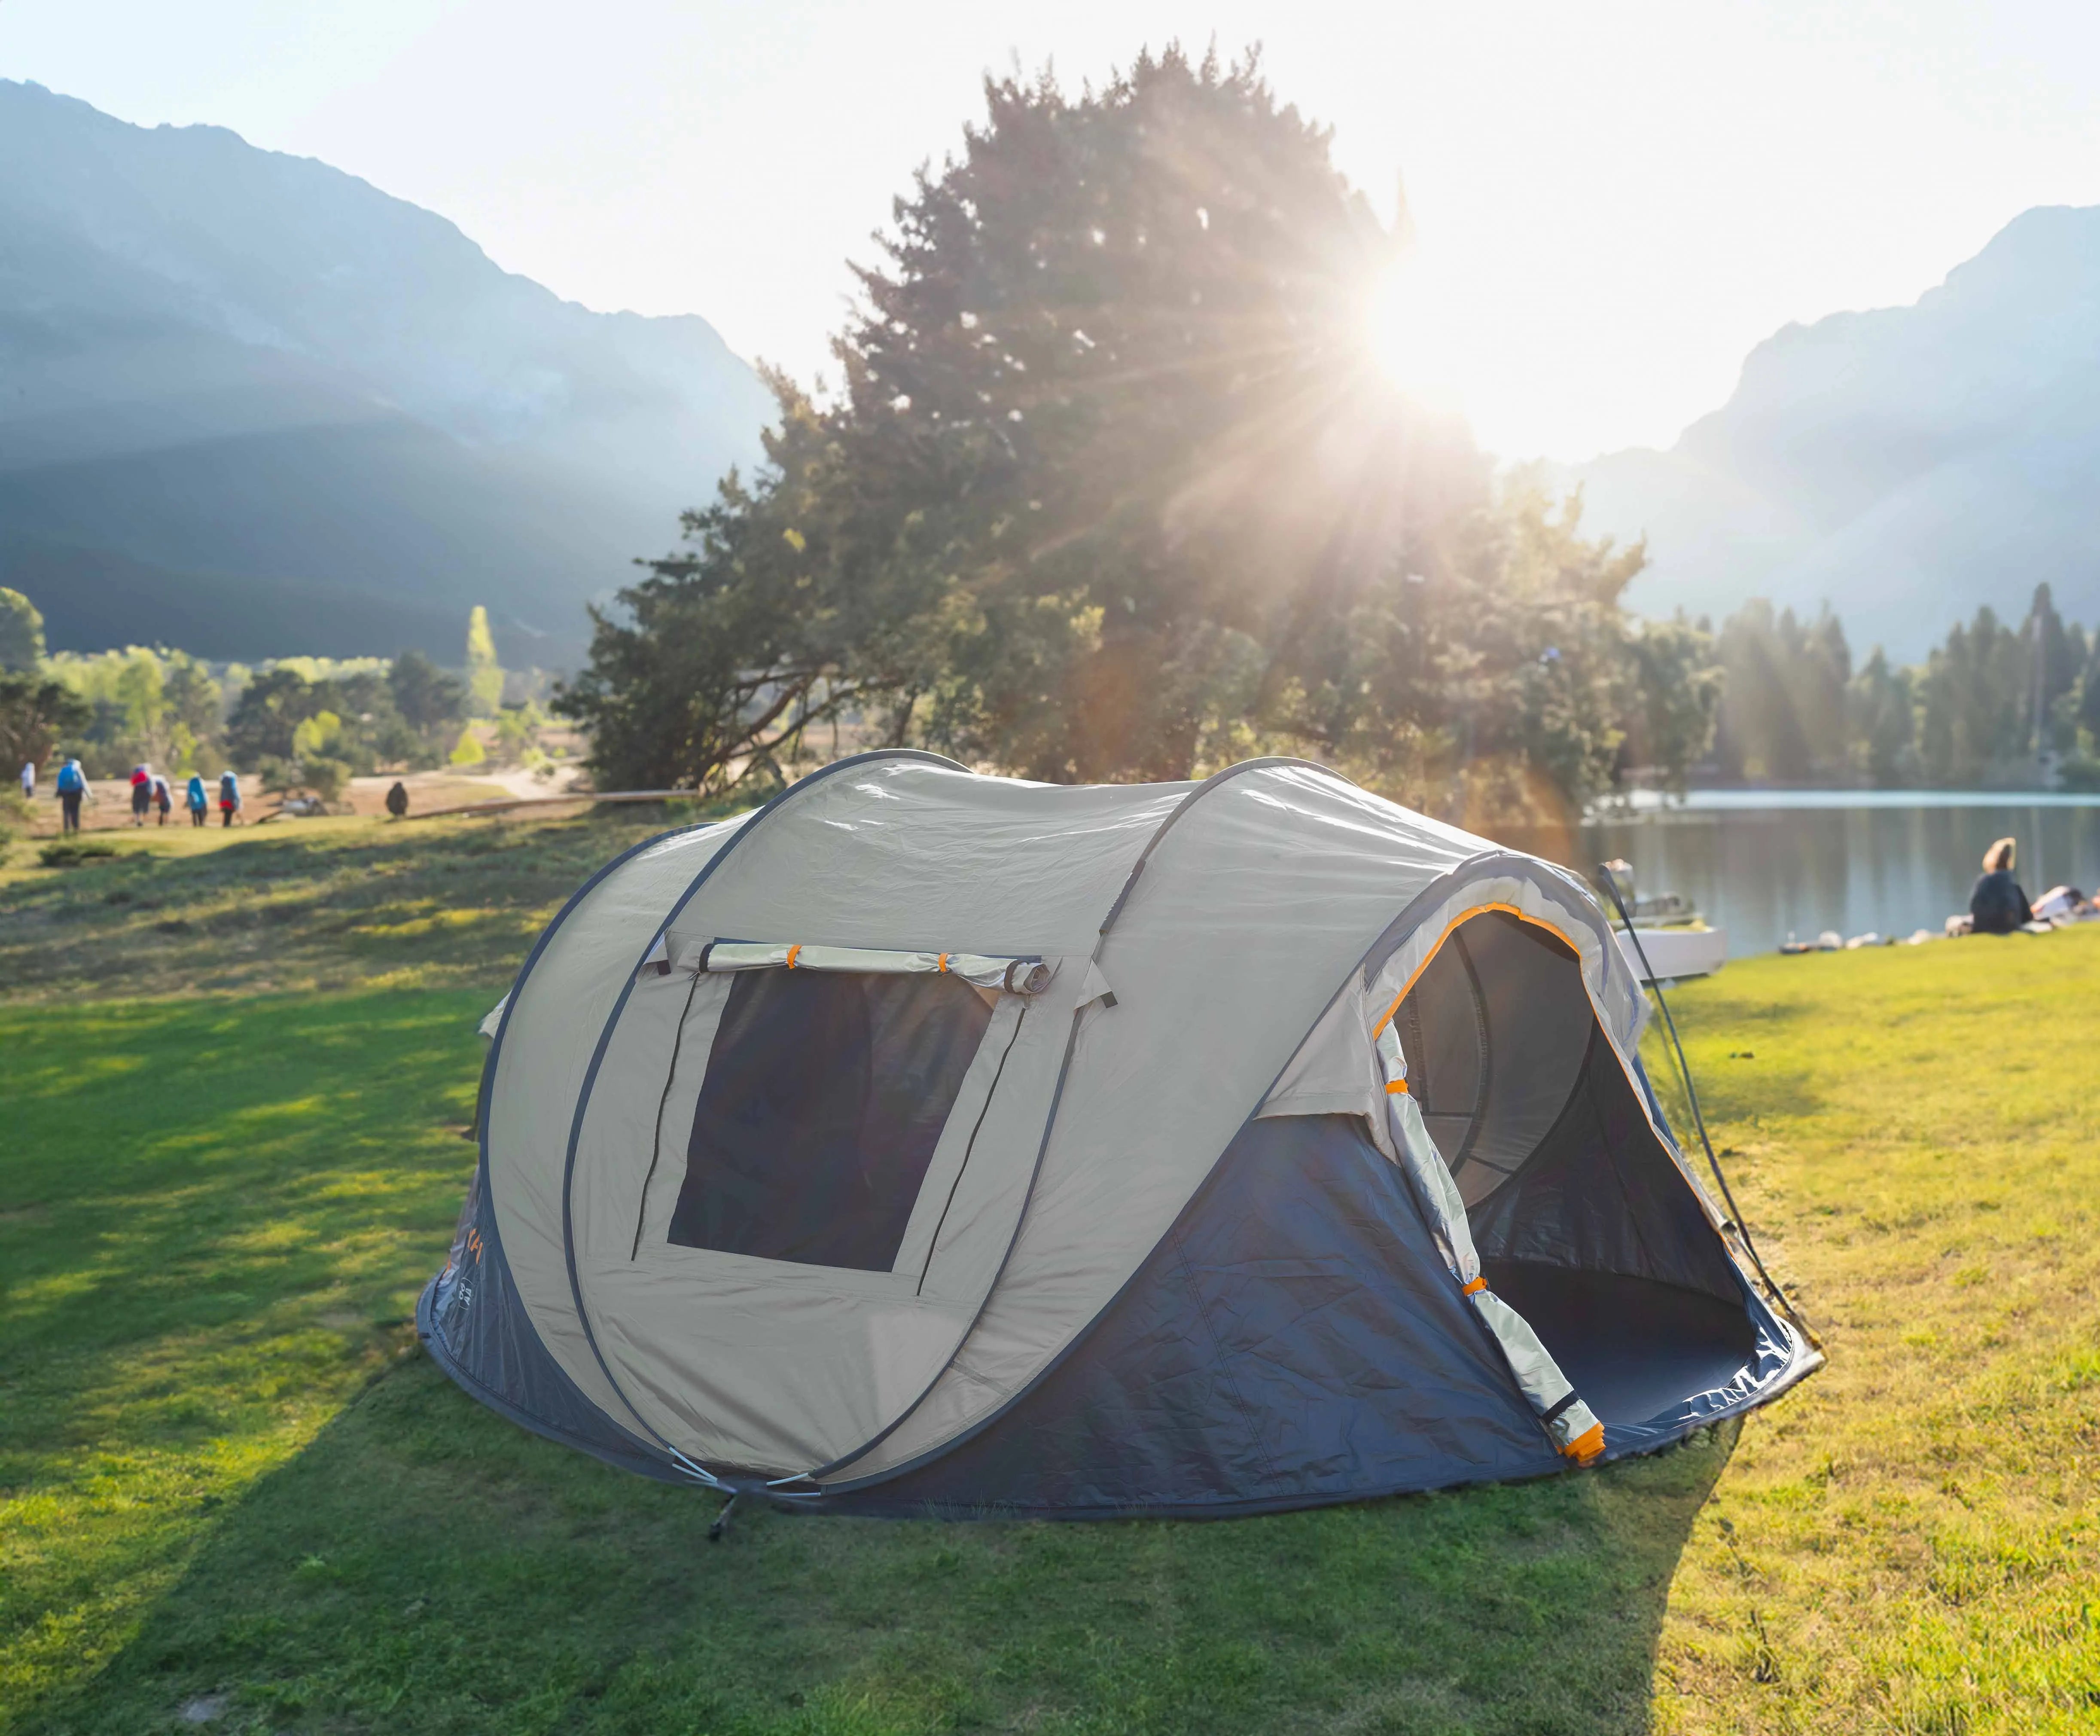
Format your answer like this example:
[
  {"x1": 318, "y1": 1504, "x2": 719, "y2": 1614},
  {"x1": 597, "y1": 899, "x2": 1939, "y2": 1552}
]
[{"x1": 1480, "y1": 1260, "x2": 1760, "y2": 1429}]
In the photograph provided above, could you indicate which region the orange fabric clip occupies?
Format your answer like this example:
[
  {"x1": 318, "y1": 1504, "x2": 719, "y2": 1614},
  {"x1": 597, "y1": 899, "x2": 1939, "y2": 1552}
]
[
  {"x1": 1462, "y1": 1275, "x2": 1487, "y2": 1294},
  {"x1": 1564, "y1": 1421, "x2": 1606, "y2": 1465},
  {"x1": 937, "y1": 952, "x2": 950, "y2": 973},
  {"x1": 785, "y1": 943, "x2": 802, "y2": 969},
  {"x1": 1385, "y1": 1078, "x2": 1409, "y2": 1095}
]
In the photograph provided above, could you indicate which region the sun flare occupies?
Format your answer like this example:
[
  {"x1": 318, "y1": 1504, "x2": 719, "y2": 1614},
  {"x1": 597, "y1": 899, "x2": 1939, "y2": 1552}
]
[{"x1": 1365, "y1": 257, "x2": 1468, "y2": 415}]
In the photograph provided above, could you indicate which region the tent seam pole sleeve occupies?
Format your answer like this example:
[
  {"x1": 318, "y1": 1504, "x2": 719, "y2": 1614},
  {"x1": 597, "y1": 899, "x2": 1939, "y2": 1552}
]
[
  {"x1": 917, "y1": 1004, "x2": 1030, "y2": 1297},
  {"x1": 806, "y1": 759, "x2": 1376, "y2": 1494},
  {"x1": 629, "y1": 964, "x2": 707, "y2": 1260},
  {"x1": 553, "y1": 749, "x2": 971, "y2": 1489}
]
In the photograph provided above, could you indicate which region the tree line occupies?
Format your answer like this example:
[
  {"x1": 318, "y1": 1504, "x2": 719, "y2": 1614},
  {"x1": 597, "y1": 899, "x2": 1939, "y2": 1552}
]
[
  {"x1": 1708, "y1": 586, "x2": 2100, "y2": 789},
  {"x1": 0, "y1": 593, "x2": 557, "y2": 809},
  {"x1": 12, "y1": 49, "x2": 2085, "y2": 821}
]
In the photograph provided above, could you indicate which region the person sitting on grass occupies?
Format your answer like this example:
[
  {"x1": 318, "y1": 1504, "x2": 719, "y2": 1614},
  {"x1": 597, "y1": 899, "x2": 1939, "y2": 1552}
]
[
  {"x1": 186, "y1": 772, "x2": 208, "y2": 827},
  {"x1": 385, "y1": 779, "x2": 410, "y2": 819},
  {"x1": 1969, "y1": 837, "x2": 2033, "y2": 935}
]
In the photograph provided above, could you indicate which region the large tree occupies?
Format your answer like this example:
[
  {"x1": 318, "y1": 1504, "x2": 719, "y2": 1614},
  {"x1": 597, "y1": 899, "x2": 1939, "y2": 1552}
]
[
  {"x1": 830, "y1": 48, "x2": 1450, "y2": 782},
  {"x1": 564, "y1": 46, "x2": 1710, "y2": 811}
]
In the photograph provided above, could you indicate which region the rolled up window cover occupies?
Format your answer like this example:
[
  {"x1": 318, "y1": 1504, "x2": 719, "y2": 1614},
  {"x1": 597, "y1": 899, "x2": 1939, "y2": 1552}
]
[{"x1": 697, "y1": 940, "x2": 1053, "y2": 996}]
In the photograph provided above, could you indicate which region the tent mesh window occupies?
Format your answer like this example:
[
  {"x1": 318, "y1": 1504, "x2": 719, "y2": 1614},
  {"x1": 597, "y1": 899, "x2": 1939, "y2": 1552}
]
[{"x1": 667, "y1": 968, "x2": 994, "y2": 1270}]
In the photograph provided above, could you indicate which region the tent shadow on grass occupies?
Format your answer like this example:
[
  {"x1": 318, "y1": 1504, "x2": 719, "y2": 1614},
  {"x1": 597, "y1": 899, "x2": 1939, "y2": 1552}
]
[{"x1": 50, "y1": 1354, "x2": 1739, "y2": 1736}]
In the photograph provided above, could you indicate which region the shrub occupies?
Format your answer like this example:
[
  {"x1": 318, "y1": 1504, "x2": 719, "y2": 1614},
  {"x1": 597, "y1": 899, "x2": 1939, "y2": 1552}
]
[
  {"x1": 39, "y1": 839, "x2": 118, "y2": 867},
  {"x1": 299, "y1": 756, "x2": 353, "y2": 804}
]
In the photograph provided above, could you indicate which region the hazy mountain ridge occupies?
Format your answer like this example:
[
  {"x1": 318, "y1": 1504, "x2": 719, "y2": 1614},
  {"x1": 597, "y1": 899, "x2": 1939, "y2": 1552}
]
[
  {"x1": 1576, "y1": 204, "x2": 2100, "y2": 661},
  {"x1": 0, "y1": 79, "x2": 774, "y2": 661}
]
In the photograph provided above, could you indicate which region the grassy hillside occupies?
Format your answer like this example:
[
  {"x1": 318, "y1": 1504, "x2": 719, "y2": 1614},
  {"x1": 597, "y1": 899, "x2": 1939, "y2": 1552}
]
[{"x1": 2, "y1": 815, "x2": 2095, "y2": 1733}]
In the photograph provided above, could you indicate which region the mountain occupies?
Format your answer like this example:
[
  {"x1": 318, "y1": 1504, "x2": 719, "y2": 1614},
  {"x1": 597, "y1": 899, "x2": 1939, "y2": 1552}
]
[
  {"x1": 1577, "y1": 205, "x2": 2100, "y2": 661},
  {"x1": 0, "y1": 79, "x2": 776, "y2": 663}
]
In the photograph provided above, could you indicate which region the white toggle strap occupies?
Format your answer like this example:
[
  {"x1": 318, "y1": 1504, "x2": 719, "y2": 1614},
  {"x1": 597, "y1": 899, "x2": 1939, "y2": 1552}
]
[
  {"x1": 1380, "y1": 1034, "x2": 1605, "y2": 1467},
  {"x1": 1074, "y1": 959, "x2": 1116, "y2": 1011}
]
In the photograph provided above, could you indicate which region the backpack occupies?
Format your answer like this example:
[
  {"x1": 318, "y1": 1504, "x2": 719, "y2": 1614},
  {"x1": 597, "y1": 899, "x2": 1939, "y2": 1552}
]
[
  {"x1": 56, "y1": 763, "x2": 82, "y2": 795},
  {"x1": 219, "y1": 773, "x2": 238, "y2": 804}
]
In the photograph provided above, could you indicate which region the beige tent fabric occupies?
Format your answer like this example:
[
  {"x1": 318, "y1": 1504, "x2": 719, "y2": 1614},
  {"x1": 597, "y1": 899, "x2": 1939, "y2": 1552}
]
[
  {"x1": 484, "y1": 815, "x2": 754, "y2": 1435},
  {"x1": 1256, "y1": 986, "x2": 1389, "y2": 1135},
  {"x1": 482, "y1": 759, "x2": 1696, "y2": 1483},
  {"x1": 829, "y1": 765, "x2": 1492, "y2": 1483},
  {"x1": 520, "y1": 762, "x2": 1190, "y2": 1472},
  {"x1": 628, "y1": 971, "x2": 737, "y2": 1251},
  {"x1": 569, "y1": 960, "x2": 1074, "y2": 1471},
  {"x1": 685, "y1": 761, "x2": 1190, "y2": 960},
  {"x1": 486, "y1": 766, "x2": 1189, "y2": 1473}
]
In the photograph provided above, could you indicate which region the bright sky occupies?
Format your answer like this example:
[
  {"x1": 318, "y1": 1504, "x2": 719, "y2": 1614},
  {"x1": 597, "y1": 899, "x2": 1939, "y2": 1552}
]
[{"x1": 8, "y1": 1, "x2": 2100, "y2": 461}]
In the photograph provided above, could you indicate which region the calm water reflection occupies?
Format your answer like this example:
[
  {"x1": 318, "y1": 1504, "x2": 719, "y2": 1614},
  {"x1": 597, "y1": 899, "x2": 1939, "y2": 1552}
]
[{"x1": 1536, "y1": 795, "x2": 2100, "y2": 958}]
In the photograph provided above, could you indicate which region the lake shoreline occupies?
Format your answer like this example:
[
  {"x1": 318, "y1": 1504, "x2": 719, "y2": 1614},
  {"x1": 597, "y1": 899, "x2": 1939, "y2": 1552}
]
[
  {"x1": 1598, "y1": 787, "x2": 2100, "y2": 815},
  {"x1": 1558, "y1": 796, "x2": 2100, "y2": 956}
]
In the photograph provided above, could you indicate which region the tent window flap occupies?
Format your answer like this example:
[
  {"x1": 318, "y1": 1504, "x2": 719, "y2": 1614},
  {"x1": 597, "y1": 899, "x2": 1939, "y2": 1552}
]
[{"x1": 666, "y1": 967, "x2": 996, "y2": 1271}]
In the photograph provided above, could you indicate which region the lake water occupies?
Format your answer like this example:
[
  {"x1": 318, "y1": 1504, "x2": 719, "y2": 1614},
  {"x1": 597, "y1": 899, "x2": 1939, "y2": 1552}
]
[{"x1": 1522, "y1": 792, "x2": 2100, "y2": 960}]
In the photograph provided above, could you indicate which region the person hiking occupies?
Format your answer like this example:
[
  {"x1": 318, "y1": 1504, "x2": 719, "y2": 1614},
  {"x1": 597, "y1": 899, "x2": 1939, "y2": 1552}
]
[
  {"x1": 152, "y1": 774, "x2": 173, "y2": 825},
  {"x1": 385, "y1": 779, "x2": 409, "y2": 819},
  {"x1": 1969, "y1": 837, "x2": 2033, "y2": 935},
  {"x1": 55, "y1": 758, "x2": 90, "y2": 834},
  {"x1": 18, "y1": 760, "x2": 33, "y2": 801},
  {"x1": 186, "y1": 772, "x2": 209, "y2": 827},
  {"x1": 217, "y1": 769, "x2": 242, "y2": 827},
  {"x1": 129, "y1": 764, "x2": 152, "y2": 827}
]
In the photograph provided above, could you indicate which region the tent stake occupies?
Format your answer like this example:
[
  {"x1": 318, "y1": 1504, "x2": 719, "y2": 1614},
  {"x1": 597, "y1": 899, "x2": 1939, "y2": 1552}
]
[{"x1": 707, "y1": 1492, "x2": 740, "y2": 1543}]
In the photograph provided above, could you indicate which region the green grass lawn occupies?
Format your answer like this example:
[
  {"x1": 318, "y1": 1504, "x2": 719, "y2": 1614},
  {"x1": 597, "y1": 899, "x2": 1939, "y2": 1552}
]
[{"x1": 2, "y1": 815, "x2": 2096, "y2": 1734}]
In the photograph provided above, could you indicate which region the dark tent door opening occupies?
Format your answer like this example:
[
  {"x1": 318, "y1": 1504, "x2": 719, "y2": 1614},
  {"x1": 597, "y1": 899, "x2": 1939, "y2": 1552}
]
[{"x1": 1396, "y1": 911, "x2": 1764, "y2": 1434}]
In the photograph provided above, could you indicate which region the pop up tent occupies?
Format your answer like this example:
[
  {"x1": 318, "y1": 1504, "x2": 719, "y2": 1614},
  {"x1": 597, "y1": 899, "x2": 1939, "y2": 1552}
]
[{"x1": 420, "y1": 754, "x2": 1819, "y2": 1517}]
